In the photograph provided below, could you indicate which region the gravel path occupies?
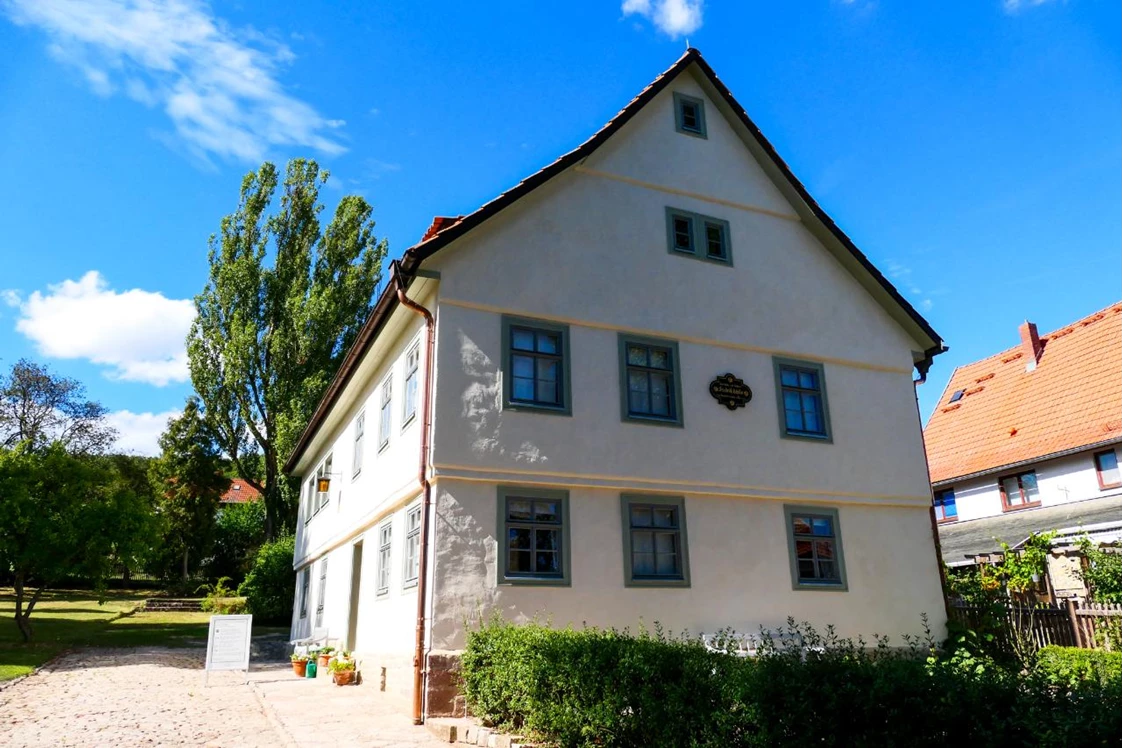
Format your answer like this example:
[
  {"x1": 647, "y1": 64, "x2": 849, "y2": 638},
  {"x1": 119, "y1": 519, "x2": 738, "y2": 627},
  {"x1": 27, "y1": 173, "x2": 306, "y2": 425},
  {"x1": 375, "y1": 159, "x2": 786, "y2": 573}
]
[{"x1": 0, "y1": 648, "x2": 448, "y2": 747}]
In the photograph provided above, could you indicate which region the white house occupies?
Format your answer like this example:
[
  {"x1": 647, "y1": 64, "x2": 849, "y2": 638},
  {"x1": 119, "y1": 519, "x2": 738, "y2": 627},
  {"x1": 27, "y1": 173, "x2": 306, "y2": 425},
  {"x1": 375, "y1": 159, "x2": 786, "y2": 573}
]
[
  {"x1": 924, "y1": 303, "x2": 1122, "y2": 599},
  {"x1": 285, "y1": 49, "x2": 948, "y2": 721}
]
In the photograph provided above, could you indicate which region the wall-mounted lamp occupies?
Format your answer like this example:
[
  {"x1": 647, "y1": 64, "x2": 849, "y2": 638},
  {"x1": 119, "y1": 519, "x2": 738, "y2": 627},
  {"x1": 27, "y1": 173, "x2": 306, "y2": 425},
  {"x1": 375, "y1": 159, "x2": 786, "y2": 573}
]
[{"x1": 317, "y1": 477, "x2": 332, "y2": 493}]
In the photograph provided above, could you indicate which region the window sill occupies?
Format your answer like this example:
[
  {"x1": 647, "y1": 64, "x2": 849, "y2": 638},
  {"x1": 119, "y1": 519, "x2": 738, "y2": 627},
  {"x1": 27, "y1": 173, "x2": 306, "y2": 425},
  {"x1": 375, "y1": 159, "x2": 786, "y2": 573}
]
[
  {"x1": 625, "y1": 577, "x2": 690, "y2": 588},
  {"x1": 351, "y1": 470, "x2": 361, "y2": 481},
  {"x1": 623, "y1": 414, "x2": 684, "y2": 428},
  {"x1": 375, "y1": 589, "x2": 389, "y2": 597},
  {"x1": 793, "y1": 581, "x2": 848, "y2": 592},
  {"x1": 402, "y1": 580, "x2": 418, "y2": 591},
  {"x1": 498, "y1": 576, "x2": 571, "y2": 587},
  {"x1": 503, "y1": 401, "x2": 572, "y2": 417},
  {"x1": 781, "y1": 430, "x2": 832, "y2": 444},
  {"x1": 378, "y1": 441, "x2": 390, "y2": 454},
  {"x1": 1001, "y1": 501, "x2": 1041, "y2": 513},
  {"x1": 401, "y1": 412, "x2": 417, "y2": 431},
  {"x1": 1099, "y1": 482, "x2": 1122, "y2": 491},
  {"x1": 937, "y1": 517, "x2": 958, "y2": 525}
]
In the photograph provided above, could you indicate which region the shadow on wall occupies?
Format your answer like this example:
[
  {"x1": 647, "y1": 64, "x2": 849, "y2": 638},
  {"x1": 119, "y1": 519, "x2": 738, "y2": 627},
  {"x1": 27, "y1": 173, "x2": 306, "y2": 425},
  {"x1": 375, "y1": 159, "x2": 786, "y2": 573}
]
[{"x1": 457, "y1": 329, "x2": 548, "y2": 465}]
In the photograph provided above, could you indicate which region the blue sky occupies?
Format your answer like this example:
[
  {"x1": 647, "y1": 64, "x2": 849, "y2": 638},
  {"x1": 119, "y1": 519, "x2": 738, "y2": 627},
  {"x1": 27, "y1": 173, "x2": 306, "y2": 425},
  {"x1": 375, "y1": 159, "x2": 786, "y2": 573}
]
[{"x1": 0, "y1": 0, "x2": 1118, "y2": 454}]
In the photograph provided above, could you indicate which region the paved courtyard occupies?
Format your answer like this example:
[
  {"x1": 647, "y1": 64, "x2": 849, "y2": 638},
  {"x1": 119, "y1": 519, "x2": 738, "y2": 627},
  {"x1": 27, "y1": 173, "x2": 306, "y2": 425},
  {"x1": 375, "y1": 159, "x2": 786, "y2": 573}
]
[{"x1": 0, "y1": 648, "x2": 449, "y2": 747}]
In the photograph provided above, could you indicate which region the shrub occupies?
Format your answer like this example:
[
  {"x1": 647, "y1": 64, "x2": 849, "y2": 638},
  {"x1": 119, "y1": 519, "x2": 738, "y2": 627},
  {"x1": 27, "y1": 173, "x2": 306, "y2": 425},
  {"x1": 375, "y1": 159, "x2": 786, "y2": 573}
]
[
  {"x1": 208, "y1": 500, "x2": 267, "y2": 583},
  {"x1": 1035, "y1": 645, "x2": 1122, "y2": 690},
  {"x1": 461, "y1": 617, "x2": 1122, "y2": 748},
  {"x1": 237, "y1": 534, "x2": 294, "y2": 624}
]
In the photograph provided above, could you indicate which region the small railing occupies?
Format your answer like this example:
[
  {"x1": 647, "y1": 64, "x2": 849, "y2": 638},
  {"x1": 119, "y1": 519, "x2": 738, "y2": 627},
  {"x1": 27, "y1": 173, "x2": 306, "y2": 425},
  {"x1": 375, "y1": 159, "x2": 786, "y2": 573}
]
[{"x1": 948, "y1": 600, "x2": 1122, "y2": 651}]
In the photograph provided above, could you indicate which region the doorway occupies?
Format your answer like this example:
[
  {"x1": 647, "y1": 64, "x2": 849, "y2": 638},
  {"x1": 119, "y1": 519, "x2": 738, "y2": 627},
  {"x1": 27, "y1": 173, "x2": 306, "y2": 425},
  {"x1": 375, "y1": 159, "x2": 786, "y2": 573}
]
[{"x1": 346, "y1": 540, "x2": 364, "y2": 652}]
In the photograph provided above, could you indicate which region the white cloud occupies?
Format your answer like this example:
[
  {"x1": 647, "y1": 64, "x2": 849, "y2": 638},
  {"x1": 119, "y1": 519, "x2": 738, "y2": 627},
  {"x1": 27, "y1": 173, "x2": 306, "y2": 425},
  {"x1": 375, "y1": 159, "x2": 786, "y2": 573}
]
[
  {"x1": 2, "y1": 0, "x2": 346, "y2": 164},
  {"x1": 1002, "y1": 0, "x2": 1060, "y2": 12},
  {"x1": 107, "y1": 408, "x2": 179, "y2": 455},
  {"x1": 14, "y1": 271, "x2": 194, "y2": 386},
  {"x1": 0, "y1": 289, "x2": 20, "y2": 307},
  {"x1": 622, "y1": 0, "x2": 703, "y2": 38}
]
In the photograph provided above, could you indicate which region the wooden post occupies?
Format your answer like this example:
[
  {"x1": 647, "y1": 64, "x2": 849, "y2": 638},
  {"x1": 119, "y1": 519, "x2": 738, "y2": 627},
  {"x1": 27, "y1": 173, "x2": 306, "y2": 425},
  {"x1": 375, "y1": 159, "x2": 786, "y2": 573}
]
[{"x1": 1065, "y1": 598, "x2": 1081, "y2": 648}]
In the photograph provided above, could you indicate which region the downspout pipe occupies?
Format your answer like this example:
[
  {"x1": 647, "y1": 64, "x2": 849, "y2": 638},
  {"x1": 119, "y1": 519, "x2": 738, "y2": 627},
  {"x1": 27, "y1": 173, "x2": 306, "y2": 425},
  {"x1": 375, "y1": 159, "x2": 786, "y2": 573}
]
[{"x1": 393, "y1": 260, "x2": 436, "y2": 725}]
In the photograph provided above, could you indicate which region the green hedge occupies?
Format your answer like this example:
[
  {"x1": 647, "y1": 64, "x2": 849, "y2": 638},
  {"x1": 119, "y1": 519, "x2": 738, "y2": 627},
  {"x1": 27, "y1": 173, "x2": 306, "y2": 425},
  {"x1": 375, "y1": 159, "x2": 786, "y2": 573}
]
[
  {"x1": 1035, "y1": 645, "x2": 1122, "y2": 690},
  {"x1": 461, "y1": 618, "x2": 1121, "y2": 748},
  {"x1": 237, "y1": 534, "x2": 294, "y2": 624}
]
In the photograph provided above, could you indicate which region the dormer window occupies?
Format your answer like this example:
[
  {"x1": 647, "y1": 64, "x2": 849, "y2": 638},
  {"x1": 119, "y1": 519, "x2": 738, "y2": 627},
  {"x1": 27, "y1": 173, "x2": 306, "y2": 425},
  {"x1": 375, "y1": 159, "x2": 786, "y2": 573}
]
[{"x1": 673, "y1": 92, "x2": 706, "y2": 138}]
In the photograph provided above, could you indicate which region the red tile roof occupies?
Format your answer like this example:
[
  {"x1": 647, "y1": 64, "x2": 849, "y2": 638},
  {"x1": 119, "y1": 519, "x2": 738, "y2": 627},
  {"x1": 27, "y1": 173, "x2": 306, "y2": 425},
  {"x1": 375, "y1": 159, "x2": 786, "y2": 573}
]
[
  {"x1": 221, "y1": 478, "x2": 261, "y2": 504},
  {"x1": 924, "y1": 302, "x2": 1122, "y2": 484}
]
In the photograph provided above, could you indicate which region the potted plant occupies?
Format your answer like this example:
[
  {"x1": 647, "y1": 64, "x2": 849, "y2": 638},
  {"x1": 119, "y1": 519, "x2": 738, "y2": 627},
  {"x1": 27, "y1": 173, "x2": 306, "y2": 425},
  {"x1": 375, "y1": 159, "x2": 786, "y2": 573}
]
[
  {"x1": 316, "y1": 646, "x2": 335, "y2": 670},
  {"x1": 290, "y1": 653, "x2": 309, "y2": 677},
  {"x1": 329, "y1": 656, "x2": 356, "y2": 686}
]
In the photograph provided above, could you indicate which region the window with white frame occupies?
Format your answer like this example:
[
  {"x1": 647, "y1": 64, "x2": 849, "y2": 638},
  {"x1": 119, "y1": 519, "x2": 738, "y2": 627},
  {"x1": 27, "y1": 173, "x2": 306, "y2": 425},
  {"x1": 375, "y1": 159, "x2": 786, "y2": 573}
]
[
  {"x1": 352, "y1": 412, "x2": 365, "y2": 477},
  {"x1": 379, "y1": 376, "x2": 393, "y2": 451},
  {"x1": 316, "y1": 455, "x2": 332, "y2": 511},
  {"x1": 376, "y1": 520, "x2": 392, "y2": 595},
  {"x1": 315, "y1": 557, "x2": 328, "y2": 627},
  {"x1": 403, "y1": 343, "x2": 420, "y2": 427},
  {"x1": 304, "y1": 477, "x2": 315, "y2": 521},
  {"x1": 299, "y1": 567, "x2": 310, "y2": 618},
  {"x1": 403, "y1": 505, "x2": 421, "y2": 588}
]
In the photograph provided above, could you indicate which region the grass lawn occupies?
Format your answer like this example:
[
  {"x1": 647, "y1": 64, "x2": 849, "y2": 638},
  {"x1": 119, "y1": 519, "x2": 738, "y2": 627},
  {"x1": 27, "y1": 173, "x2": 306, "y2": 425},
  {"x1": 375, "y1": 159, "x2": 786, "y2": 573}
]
[{"x1": 0, "y1": 589, "x2": 286, "y2": 682}]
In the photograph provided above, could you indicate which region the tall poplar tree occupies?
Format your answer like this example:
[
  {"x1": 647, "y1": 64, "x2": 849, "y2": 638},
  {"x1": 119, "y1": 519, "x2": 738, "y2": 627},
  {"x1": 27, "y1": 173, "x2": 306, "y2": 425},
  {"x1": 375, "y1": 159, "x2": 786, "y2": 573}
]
[{"x1": 187, "y1": 159, "x2": 386, "y2": 538}]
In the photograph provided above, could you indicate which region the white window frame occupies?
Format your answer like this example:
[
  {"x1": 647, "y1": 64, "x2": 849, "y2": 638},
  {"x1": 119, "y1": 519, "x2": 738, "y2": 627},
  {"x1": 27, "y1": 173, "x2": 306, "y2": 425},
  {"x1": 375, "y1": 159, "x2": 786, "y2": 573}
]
[
  {"x1": 379, "y1": 375, "x2": 393, "y2": 452},
  {"x1": 403, "y1": 504, "x2": 422, "y2": 589},
  {"x1": 352, "y1": 411, "x2": 365, "y2": 478},
  {"x1": 315, "y1": 455, "x2": 332, "y2": 512},
  {"x1": 376, "y1": 520, "x2": 392, "y2": 596},
  {"x1": 315, "y1": 557, "x2": 328, "y2": 627},
  {"x1": 403, "y1": 342, "x2": 421, "y2": 429}
]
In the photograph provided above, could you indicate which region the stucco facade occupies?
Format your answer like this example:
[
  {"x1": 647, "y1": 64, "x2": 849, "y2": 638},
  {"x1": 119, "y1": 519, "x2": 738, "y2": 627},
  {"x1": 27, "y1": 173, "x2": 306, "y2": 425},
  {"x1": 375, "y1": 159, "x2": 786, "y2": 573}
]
[{"x1": 287, "y1": 52, "x2": 947, "y2": 718}]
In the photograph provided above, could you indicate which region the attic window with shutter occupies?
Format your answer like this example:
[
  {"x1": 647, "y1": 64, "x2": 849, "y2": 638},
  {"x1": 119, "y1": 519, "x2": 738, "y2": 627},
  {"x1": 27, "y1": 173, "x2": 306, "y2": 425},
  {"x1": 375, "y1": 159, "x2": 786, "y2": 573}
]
[
  {"x1": 673, "y1": 92, "x2": 706, "y2": 138},
  {"x1": 948, "y1": 390, "x2": 965, "y2": 404}
]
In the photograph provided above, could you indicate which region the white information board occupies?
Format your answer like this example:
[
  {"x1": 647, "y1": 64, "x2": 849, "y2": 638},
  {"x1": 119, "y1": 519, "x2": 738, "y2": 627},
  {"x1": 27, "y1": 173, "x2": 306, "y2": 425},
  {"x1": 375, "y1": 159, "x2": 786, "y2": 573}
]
[{"x1": 203, "y1": 614, "x2": 253, "y2": 686}]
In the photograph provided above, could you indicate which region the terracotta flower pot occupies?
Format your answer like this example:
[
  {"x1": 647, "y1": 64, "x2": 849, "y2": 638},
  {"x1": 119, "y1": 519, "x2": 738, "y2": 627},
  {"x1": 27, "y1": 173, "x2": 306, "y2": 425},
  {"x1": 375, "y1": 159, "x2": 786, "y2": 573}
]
[
  {"x1": 333, "y1": 669, "x2": 356, "y2": 686},
  {"x1": 292, "y1": 660, "x2": 308, "y2": 677},
  {"x1": 317, "y1": 653, "x2": 333, "y2": 668}
]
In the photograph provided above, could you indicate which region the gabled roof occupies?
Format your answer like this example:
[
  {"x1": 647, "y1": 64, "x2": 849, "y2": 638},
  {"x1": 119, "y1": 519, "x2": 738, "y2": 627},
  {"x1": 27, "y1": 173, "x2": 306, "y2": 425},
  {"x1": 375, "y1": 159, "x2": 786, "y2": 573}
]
[
  {"x1": 285, "y1": 48, "x2": 944, "y2": 473},
  {"x1": 924, "y1": 302, "x2": 1122, "y2": 485},
  {"x1": 221, "y1": 478, "x2": 261, "y2": 504}
]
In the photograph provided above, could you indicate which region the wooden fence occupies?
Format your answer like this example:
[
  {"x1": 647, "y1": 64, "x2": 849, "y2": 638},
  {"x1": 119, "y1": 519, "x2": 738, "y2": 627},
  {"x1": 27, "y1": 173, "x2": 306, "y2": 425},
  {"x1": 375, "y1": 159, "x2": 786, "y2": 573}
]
[{"x1": 948, "y1": 600, "x2": 1122, "y2": 651}]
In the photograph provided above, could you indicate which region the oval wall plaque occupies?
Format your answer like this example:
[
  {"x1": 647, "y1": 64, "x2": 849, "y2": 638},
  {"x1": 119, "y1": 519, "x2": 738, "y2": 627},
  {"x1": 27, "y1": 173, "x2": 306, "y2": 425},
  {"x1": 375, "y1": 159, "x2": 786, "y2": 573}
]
[{"x1": 709, "y1": 373, "x2": 753, "y2": 411}]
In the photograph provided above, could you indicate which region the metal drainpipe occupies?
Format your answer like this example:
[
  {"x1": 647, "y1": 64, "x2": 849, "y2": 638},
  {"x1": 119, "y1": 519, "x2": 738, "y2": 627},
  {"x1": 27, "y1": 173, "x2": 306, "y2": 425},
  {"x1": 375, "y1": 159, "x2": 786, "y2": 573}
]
[
  {"x1": 393, "y1": 260, "x2": 436, "y2": 725},
  {"x1": 913, "y1": 368, "x2": 953, "y2": 624}
]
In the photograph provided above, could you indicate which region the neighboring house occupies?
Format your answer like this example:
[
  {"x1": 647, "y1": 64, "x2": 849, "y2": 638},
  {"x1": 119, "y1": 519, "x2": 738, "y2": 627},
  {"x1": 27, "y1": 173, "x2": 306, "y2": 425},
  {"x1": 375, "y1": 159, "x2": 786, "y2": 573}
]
[
  {"x1": 924, "y1": 303, "x2": 1122, "y2": 600},
  {"x1": 285, "y1": 49, "x2": 948, "y2": 721},
  {"x1": 220, "y1": 478, "x2": 261, "y2": 505}
]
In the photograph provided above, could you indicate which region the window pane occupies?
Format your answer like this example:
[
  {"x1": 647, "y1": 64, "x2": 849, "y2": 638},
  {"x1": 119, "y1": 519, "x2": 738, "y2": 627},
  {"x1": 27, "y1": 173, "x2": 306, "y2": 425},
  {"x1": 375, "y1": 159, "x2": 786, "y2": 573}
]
[
  {"x1": 535, "y1": 551, "x2": 559, "y2": 574},
  {"x1": 536, "y1": 381, "x2": 558, "y2": 404},
  {"x1": 627, "y1": 345, "x2": 648, "y2": 366},
  {"x1": 512, "y1": 329, "x2": 535, "y2": 351},
  {"x1": 654, "y1": 531, "x2": 676, "y2": 553},
  {"x1": 1002, "y1": 476, "x2": 1023, "y2": 504},
  {"x1": 650, "y1": 374, "x2": 670, "y2": 416},
  {"x1": 797, "y1": 560, "x2": 815, "y2": 579},
  {"x1": 632, "y1": 531, "x2": 654, "y2": 552},
  {"x1": 507, "y1": 500, "x2": 532, "y2": 521},
  {"x1": 792, "y1": 517, "x2": 812, "y2": 535},
  {"x1": 535, "y1": 529, "x2": 559, "y2": 552},
  {"x1": 801, "y1": 396, "x2": 822, "y2": 433},
  {"x1": 817, "y1": 561, "x2": 837, "y2": 581},
  {"x1": 653, "y1": 508, "x2": 676, "y2": 528},
  {"x1": 811, "y1": 518, "x2": 833, "y2": 537},
  {"x1": 509, "y1": 550, "x2": 532, "y2": 573},
  {"x1": 1021, "y1": 472, "x2": 1039, "y2": 500},
  {"x1": 633, "y1": 552, "x2": 655, "y2": 576},
  {"x1": 536, "y1": 333, "x2": 558, "y2": 354},
  {"x1": 783, "y1": 390, "x2": 802, "y2": 411},
  {"x1": 798, "y1": 371, "x2": 818, "y2": 390},
  {"x1": 705, "y1": 224, "x2": 724, "y2": 258},
  {"x1": 512, "y1": 355, "x2": 534, "y2": 378},
  {"x1": 536, "y1": 359, "x2": 558, "y2": 383},
  {"x1": 673, "y1": 217, "x2": 693, "y2": 251},
  {"x1": 655, "y1": 552, "x2": 679, "y2": 575},
  {"x1": 649, "y1": 348, "x2": 670, "y2": 370},
  {"x1": 785, "y1": 409, "x2": 804, "y2": 433},
  {"x1": 1098, "y1": 452, "x2": 1120, "y2": 484},
  {"x1": 512, "y1": 378, "x2": 535, "y2": 402},
  {"x1": 681, "y1": 104, "x2": 697, "y2": 128},
  {"x1": 631, "y1": 506, "x2": 652, "y2": 527},
  {"x1": 628, "y1": 389, "x2": 649, "y2": 415},
  {"x1": 781, "y1": 368, "x2": 800, "y2": 388},
  {"x1": 945, "y1": 500, "x2": 958, "y2": 518},
  {"x1": 508, "y1": 527, "x2": 531, "y2": 550},
  {"x1": 795, "y1": 539, "x2": 813, "y2": 559},
  {"x1": 534, "y1": 501, "x2": 559, "y2": 522},
  {"x1": 814, "y1": 539, "x2": 834, "y2": 560}
]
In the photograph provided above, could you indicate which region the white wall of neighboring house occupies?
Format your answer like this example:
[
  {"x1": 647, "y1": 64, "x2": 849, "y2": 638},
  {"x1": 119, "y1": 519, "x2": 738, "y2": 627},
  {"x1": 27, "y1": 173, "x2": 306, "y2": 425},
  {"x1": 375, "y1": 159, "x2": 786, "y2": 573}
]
[{"x1": 941, "y1": 444, "x2": 1122, "y2": 523}]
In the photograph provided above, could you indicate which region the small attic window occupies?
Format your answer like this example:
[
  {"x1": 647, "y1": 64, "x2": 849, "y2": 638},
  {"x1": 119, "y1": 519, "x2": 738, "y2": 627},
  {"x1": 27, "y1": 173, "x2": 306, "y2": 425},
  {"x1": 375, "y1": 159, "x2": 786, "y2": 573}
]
[
  {"x1": 233, "y1": 484, "x2": 241, "y2": 490},
  {"x1": 673, "y1": 92, "x2": 707, "y2": 138},
  {"x1": 948, "y1": 390, "x2": 965, "y2": 404}
]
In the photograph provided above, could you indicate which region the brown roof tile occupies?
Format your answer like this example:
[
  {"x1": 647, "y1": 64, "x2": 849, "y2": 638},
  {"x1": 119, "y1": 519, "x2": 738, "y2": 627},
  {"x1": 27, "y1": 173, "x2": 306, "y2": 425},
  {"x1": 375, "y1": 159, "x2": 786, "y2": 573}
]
[
  {"x1": 221, "y1": 478, "x2": 261, "y2": 504},
  {"x1": 924, "y1": 302, "x2": 1122, "y2": 484}
]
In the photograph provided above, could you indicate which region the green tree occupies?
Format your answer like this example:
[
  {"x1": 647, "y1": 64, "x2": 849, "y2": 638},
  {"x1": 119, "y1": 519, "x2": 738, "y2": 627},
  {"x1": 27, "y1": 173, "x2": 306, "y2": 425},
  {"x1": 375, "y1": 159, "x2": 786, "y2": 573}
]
[
  {"x1": 238, "y1": 533, "x2": 296, "y2": 624},
  {"x1": 0, "y1": 358, "x2": 116, "y2": 453},
  {"x1": 208, "y1": 498, "x2": 266, "y2": 583},
  {"x1": 187, "y1": 159, "x2": 386, "y2": 538},
  {"x1": 1076, "y1": 537, "x2": 1122, "y2": 604},
  {"x1": 149, "y1": 400, "x2": 230, "y2": 582},
  {"x1": 0, "y1": 443, "x2": 151, "y2": 641}
]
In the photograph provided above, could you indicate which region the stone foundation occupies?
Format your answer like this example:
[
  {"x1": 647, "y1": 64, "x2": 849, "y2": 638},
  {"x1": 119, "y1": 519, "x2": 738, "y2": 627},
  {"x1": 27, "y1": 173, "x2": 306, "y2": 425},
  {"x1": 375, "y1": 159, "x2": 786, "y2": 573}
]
[{"x1": 426, "y1": 650, "x2": 466, "y2": 717}]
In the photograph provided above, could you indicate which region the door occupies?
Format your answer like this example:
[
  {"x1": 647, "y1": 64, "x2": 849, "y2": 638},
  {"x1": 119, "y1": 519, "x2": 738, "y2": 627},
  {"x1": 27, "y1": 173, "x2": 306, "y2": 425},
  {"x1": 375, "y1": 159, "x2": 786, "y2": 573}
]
[{"x1": 346, "y1": 540, "x2": 364, "y2": 652}]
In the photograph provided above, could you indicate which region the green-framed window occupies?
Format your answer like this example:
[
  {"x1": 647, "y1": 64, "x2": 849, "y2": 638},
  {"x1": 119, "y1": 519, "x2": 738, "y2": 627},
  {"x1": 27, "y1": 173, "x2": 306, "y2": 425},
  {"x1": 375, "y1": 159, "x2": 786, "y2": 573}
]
[
  {"x1": 673, "y1": 92, "x2": 707, "y2": 138},
  {"x1": 665, "y1": 207, "x2": 731, "y2": 265},
  {"x1": 619, "y1": 334, "x2": 683, "y2": 426},
  {"x1": 497, "y1": 486, "x2": 571, "y2": 586},
  {"x1": 501, "y1": 316, "x2": 572, "y2": 415},
  {"x1": 621, "y1": 495, "x2": 690, "y2": 587},
  {"x1": 784, "y1": 505, "x2": 847, "y2": 591},
  {"x1": 773, "y1": 357, "x2": 832, "y2": 442}
]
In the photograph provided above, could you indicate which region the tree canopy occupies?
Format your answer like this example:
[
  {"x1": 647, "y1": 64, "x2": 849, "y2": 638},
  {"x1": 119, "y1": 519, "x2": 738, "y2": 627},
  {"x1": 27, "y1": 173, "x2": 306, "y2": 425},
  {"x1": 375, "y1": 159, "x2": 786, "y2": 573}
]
[
  {"x1": 0, "y1": 358, "x2": 116, "y2": 454},
  {"x1": 187, "y1": 158, "x2": 386, "y2": 538}
]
